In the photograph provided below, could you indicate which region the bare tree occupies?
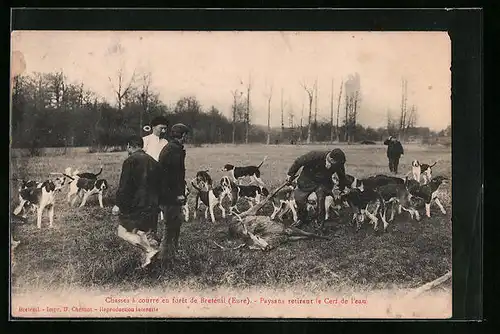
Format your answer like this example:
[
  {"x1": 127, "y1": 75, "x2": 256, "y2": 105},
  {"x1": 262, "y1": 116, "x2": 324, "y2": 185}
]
[
  {"x1": 245, "y1": 74, "x2": 252, "y2": 144},
  {"x1": 407, "y1": 105, "x2": 418, "y2": 130},
  {"x1": 280, "y1": 88, "x2": 285, "y2": 135},
  {"x1": 299, "y1": 101, "x2": 304, "y2": 143},
  {"x1": 137, "y1": 72, "x2": 152, "y2": 132},
  {"x1": 397, "y1": 79, "x2": 418, "y2": 142},
  {"x1": 264, "y1": 83, "x2": 273, "y2": 145},
  {"x1": 313, "y1": 78, "x2": 318, "y2": 142},
  {"x1": 330, "y1": 78, "x2": 334, "y2": 143},
  {"x1": 399, "y1": 78, "x2": 408, "y2": 141},
  {"x1": 344, "y1": 90, "x2": 349, "y2": 142},
  {"x1": 287, "y1": 100, "x2": 295, "y2": 142},
  {"x1": 387, "y1": 109, "x2": 399, "y2": 136},
  {"x1": 47, "y1": 71, "x2": 65, "y2": 109},
  {"x1": 230, "y1": 89, "x2": 244, "y2": 144},
  {"x1": 404, "y1": 104, "x2": 418, "y2": 140},
  {"x1": 344, "y1": 73, "x2": 361, "y2": 143},
  {"x1": 348, "y1": 90, "x2": 361, "y2": 143},
  {"x1": 288, "y1": 106, "x2": 295, "y2": 129},
  {"x1": 108, "y1": 67, "x2": 136, "y2": 111},
  {"x1": 336, "y1": 78, "x2": 343, "y2": 142},
  {"x1": 300, "y1": 80, "x2": 314, "y2": 144}
]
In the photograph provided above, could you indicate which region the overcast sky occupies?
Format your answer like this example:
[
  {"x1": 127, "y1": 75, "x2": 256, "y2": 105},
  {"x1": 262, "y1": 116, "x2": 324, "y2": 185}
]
[{"x1": 11, "y1": 31, "x2": 451, "y2": 131}]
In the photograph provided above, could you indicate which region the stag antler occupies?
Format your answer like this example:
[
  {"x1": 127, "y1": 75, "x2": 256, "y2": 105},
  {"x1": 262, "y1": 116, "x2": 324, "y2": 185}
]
[
  {"x1": 238, "y1": 181, "x2": 289, "y2": 218},
  {"x1": 238, "y1": 175, "x2": 299, "y2": 219}
]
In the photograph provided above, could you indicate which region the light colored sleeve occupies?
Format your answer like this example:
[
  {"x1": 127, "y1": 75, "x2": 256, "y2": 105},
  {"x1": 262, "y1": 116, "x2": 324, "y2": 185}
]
[{"x1": 142, "y1": 135, "x2": 149, "y2": 153}]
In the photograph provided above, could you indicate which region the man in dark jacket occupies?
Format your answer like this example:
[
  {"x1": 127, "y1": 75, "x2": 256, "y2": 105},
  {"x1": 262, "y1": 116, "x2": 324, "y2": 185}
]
[
  {"x1": 113, "y1": 135, "x2": 161, "y2": 269},
  {"x1": 285, "y1": 148, "x2": 348, "y2": 228},
  {"x1": 383, "y1": 136, "x2": 404, "y2": 174},
  {"x1": 157, "y1": 123, "x2": 190, "y2": 264}
]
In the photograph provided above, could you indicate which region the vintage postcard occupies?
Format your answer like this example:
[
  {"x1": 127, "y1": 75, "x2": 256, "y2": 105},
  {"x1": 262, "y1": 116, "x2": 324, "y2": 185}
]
[{"x1": 10, "y1": 30, "x2": 452, "y2": 319}]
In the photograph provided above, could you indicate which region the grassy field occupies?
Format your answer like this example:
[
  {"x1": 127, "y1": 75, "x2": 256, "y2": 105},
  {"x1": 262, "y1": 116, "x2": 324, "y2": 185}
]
[{"x1": 10, "y1": 143, "x2": 452, "y2": 296}]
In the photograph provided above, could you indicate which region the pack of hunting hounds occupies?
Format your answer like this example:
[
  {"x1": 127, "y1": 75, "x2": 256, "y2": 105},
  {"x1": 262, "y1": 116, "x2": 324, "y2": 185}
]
[{"x1": 10, "y1": 155, "x2": 449, "y2": 250}]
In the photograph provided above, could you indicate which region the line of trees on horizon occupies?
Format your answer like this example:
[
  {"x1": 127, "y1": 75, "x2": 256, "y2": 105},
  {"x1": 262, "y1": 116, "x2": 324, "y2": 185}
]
[{"x1": 11, "y1": 70, "x2": 450, "y2": 156}]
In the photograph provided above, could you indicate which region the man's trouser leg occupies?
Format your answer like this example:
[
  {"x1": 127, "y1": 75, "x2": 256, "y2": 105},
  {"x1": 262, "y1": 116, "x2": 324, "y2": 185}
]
[
  {"x1": 315, "y1": 185, "x2": 329, "y2": 227},
  {"x1": 117, "y1": 210, "x2": 159, "y2": 268},
  {"x1": 159, "y1": 204, "x2": 182, "y2": 263},
  {"x1": 388, "y1": 157, "x2": 394, "y2": 173},
  {"x1": 394, "y1": 157, "x2": 400, "y2": 174},
  {"x1": 293, "y1": 188, "x2": 312, "y2": 225}
]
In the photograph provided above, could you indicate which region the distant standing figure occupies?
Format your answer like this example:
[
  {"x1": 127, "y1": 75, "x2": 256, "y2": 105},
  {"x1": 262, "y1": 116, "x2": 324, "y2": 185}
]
[
  {"x1": 384, "y1": 136, "x2": 404, "y2": 174},
  {"x1": 143, "y1": 116, "x2": 169, "y2": 162},
  {"x1": 113, "y1": 135, "x2": 161, "y2": 269},
  {"x1": 158, "y1": 123, "x2": 190, "y2": 265}
]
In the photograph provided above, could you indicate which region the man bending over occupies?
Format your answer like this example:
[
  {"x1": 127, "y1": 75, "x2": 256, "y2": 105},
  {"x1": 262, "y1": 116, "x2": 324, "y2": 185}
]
[{"x1": 286, "y1": 148, "x2": 348, "y2": 229}]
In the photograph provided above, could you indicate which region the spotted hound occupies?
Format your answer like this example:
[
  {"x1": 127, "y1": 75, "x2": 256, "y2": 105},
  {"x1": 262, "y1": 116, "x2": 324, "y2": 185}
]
[
  {"x1": 411, "y1": 160, "x2": 437, "y2": 185},
  {"x1": 13, "y1": 177, "x2": 67, "y2": 229},
  {"x1": 222, "y1": 156, "x2": 268, "y2": 187}
]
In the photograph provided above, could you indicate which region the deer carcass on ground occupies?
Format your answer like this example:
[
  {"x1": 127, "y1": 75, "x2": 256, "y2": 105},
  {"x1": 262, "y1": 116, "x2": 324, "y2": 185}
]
[{"x1": 225, "y1": 182, "x2": 331, "y2": 251}]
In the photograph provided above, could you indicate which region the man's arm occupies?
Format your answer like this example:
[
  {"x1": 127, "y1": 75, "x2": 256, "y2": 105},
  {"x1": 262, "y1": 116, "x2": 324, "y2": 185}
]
[
  {"x1": 398, "y1": 142, "x2": 404, "y2": 155},
  {"x1": 335, "y1": 164, "x2": 348, "y2": 191},
  {"x1": 383, "y1": 139, "x2": 390, "y2": 145},
  {"x1": 287, "y1": 151, "x2": 319, "y2": 177},
  {"x1": 116, "y1": 158, "x2": 134, "y2": 210}
]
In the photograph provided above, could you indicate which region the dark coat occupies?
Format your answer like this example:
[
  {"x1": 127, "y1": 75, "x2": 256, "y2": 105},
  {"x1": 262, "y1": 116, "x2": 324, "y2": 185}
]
[
  {"x1": 158, "y1": 138, "x2": 186, "y2": 205},
  {"x1": 115, "y1": 150, "x2": 160, "y2": 215},
  {"x1": 287, "y1": 150, "x2": 348, "y2": 193},
  {"x1": 384, "y1": 139, "x2": 404, "y2": 158}
]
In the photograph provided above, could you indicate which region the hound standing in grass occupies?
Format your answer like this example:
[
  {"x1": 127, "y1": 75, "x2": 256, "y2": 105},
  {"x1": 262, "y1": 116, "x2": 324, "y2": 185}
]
[
  {"x1": 222, "y1": 156, "x2": 268, "y2": 187},
  {"x1": 411, "y1": 160, "x2": 437, "y2": 185},
  {"x1": 113, "y1": 135, "x2": 161, "y2": 269},
  {"x1": 13, "y1": 176, "x2": 67, "y2": 228}
]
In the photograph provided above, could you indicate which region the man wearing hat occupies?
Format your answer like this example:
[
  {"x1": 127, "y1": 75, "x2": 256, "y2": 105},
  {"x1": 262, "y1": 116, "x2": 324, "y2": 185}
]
[
  {"x1": 285, "y1": 148, "x2": 349, "y2": 229},
  {"x1": 157, "y1": 123, "x2": 190, "y2": 264},
  {"x1": 383, "y1": 136, "x2": 404, "y2": 174},
  {"x1": 143, "y1": 116, "x2": 169, "y2": 162}
]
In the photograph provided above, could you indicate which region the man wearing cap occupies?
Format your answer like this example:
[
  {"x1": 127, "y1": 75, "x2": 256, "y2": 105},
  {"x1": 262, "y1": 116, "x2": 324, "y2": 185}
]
[
  {"x1": 143, "y1": 116, "x2": 169, "y2": 162},
  {"x1": 112, "y1": 135, "x2": 161, "y2": 268},
  {"x1": 383, "y1": 136, "x2": 404, "y2": 174},
  {"x1": 157, "y1": 123, "x2": 190, "y2": 265},
  {"x1": 285, "y1": 148, "x2": 349, "y2": 229}
]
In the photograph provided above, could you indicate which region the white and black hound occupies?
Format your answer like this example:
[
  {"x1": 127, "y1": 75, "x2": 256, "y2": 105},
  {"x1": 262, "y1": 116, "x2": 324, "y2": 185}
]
[
  {"x1": 411, "y1": 160, "x2": 437, "y2": 185},
  {"x1": 65, "y1": 174, "x2": 109, "y2": 208},
  {"x1": 269, "y1": 185, "x2": 298, "y2": 222},
  {"x1": 223, "y1": 179, "x2": 270, "y2": 214},
  {"x1": 65, "y1": 166, "x2": 103, "y2": 180},
  {"x1": 377, "y1": 179, "x2": 421, "y2": 223},
  {"x1": 406, "y1": 175, "x2": 448, "y2": 218},
  {"x1": 195, "y1": 170, "x2": 213, "y2": 190},
  {"x1": 12, "y1": 179, "x2": 44, "y2": 218},
  {"x1": 222, "y1": 156, "x2": 268, "y2": 187},
  {"x1": 13, "y1": 177, "x2": 67, "y2": 229},
  {"x1": 343, "y1": 187, "x2": 388, "y2": 232},
  {"x1": 191, "y1": 181, "x2": 227, "y2": 223},
  {"x1": 64, "y1": 166, "x2": 103, "y2": 204}
]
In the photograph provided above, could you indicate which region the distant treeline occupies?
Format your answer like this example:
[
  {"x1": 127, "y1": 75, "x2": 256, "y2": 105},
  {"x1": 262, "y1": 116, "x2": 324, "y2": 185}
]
[{"x1": 11, "y1": 71, "x2": 449, "y2": 155}]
